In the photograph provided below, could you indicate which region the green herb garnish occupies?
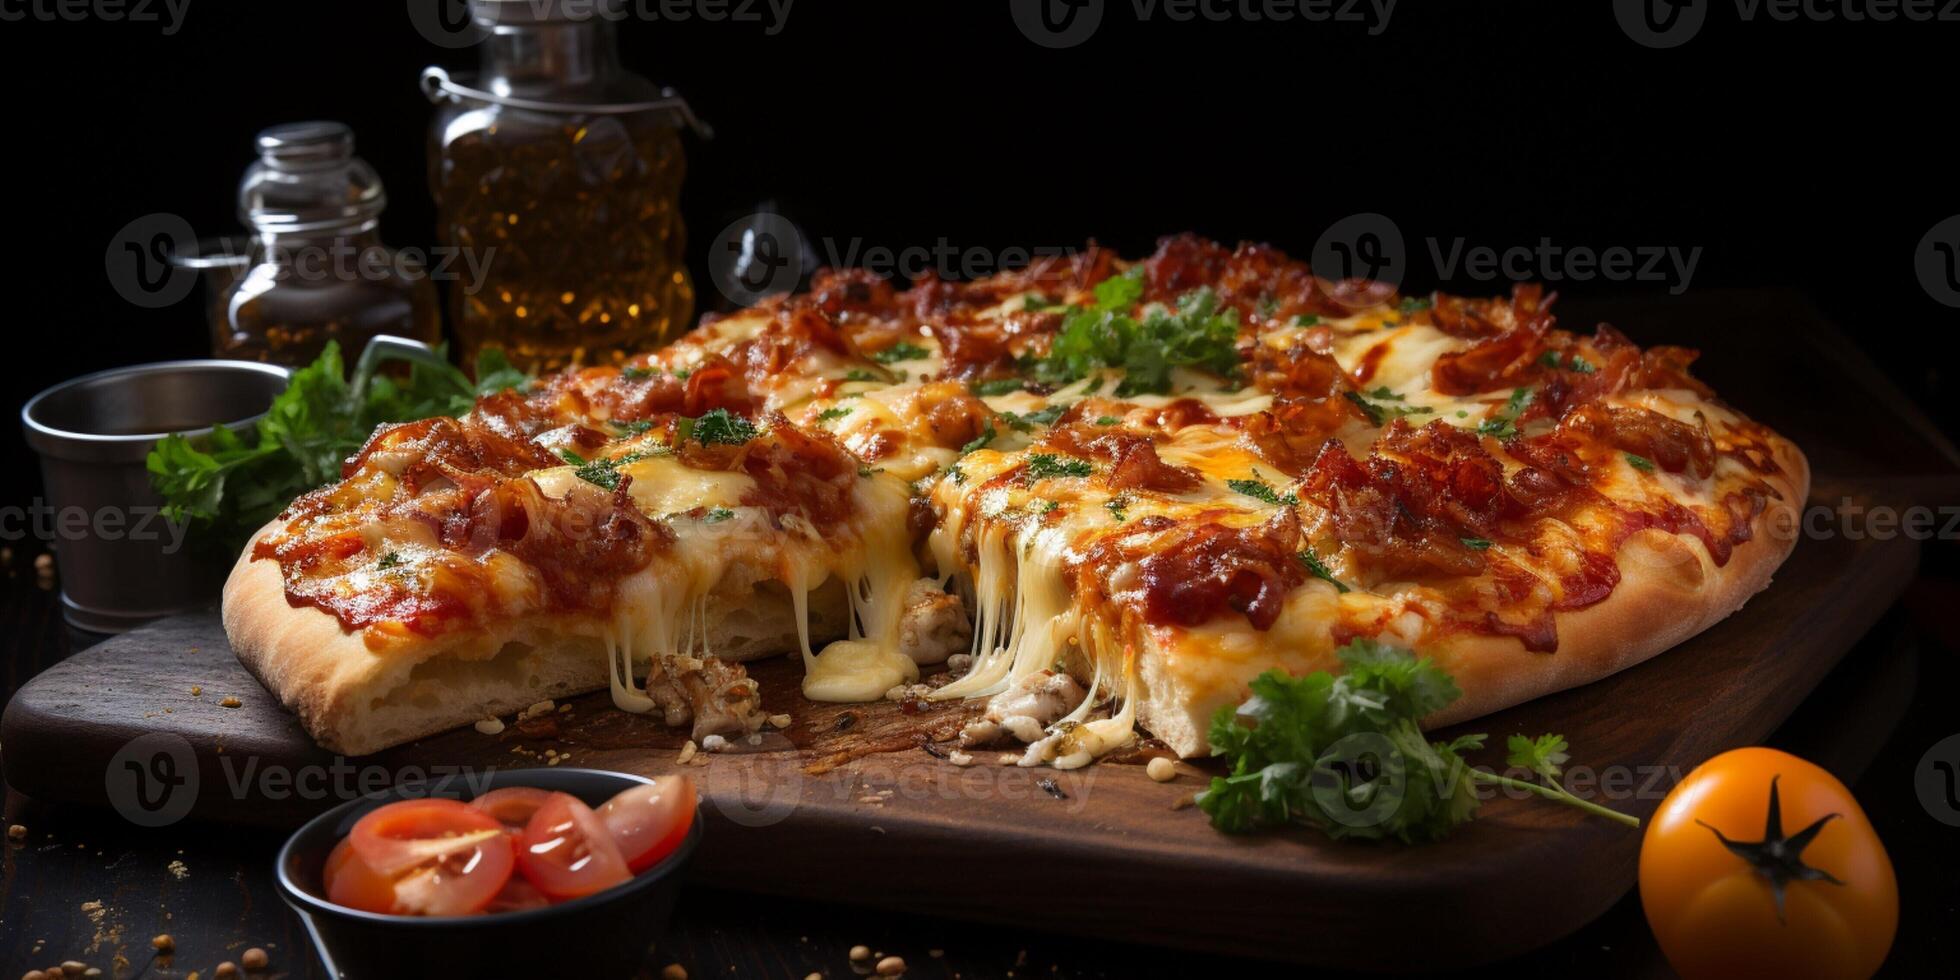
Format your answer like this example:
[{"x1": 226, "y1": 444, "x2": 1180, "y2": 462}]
[
  {"x1": 688, "y1": 408, "x2": 758, "y2": 446},
  {"x1": 1460, "y1": 537, "x2": 1493, "y2": 550},
  {"x1": 146, "y1": 342, "x2": 527, "y2": 552},
  {"x1": 1105, "y1": 495, "x2": 1131, "y2": 522},
  {"x1": 871, "y1": 343, "x2": 928, "y2": 364},
  {"x1": 1022, "y1": 453, "x2": 1093, "y2": 483},
  {"x1": 574, "y1": 451, "x2": 651, "y2": 491},
  {"x1": 1625, "y1": 453, "x2": 1656, "y2": 472},
  {"x1": 960, "y1": 423, "x2": 997, "y2": 455},
  {"x1": 1296, "y1": 550, "x2": 1350, "y2": 593},
  {"x1": 971, "y1": 378, "x2": 1026, "y2": 397},
  {"x1": 703, "y1": 507, "x2": 735, "y2": 523},
  {"x1": 1031, "y1": 268, "x2": 1242, "y2": 396},
  {"x1": 1228, "y1": 474, "x2": 1300, "y2": 507},
  {"x1": 1475, "y1": 387, "x2": 1535, "y2": 440},
  {"x1": 1196, "y1": 641, "x2": 1638, "y2": 841},
  {"x1": 621, "y1": 365, "x2": 656, "y2": 380},
  {"x1": 377, "y1": 551, "x2": 405, "y2": 569},
  {"x1": 816, "y1": 406, "x2": 852, "y2": 423}
]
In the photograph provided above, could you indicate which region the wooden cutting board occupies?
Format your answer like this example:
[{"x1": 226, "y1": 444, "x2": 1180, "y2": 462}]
[{"x1": 0, "y1": 511, "x2": 1917, "y2": 970}]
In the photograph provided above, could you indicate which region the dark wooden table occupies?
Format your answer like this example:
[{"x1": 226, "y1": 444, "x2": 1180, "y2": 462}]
[{"x1": 5, "y1": 290, "x2": 1960, "y2": 978}]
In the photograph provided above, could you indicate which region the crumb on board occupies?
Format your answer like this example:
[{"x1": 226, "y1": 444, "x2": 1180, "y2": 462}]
[
  {"x1": 166, "y1": 859, "x2": 188, "y2": 880},
  {"x1": 474, "y1": 717, "x2": 506, "y2": 735},
  {"x1": 218, "y1": 697, "x2": 241, "y2": 709}
]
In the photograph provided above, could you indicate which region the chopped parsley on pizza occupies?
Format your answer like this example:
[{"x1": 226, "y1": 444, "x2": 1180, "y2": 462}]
[{"x1": 223, "y1": 235, "x2": 1806, "y2": 762}]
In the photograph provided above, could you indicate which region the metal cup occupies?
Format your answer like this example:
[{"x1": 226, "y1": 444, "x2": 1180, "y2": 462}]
[{"x1": 21, "y1": 361, "x2": 292, "y2": 632}]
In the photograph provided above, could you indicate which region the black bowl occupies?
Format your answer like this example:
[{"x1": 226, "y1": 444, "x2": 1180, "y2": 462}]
[{"x1": 275, "y1": 768, "x2": 698, "y2": 978}]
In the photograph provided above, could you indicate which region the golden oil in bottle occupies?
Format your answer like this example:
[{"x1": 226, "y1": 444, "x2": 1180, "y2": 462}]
[{"x1": 426, "y1": 0, "x2": 698, "y2": 373}]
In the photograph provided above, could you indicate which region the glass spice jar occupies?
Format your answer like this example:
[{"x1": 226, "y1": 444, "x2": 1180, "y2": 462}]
[
  {"x1": 218, "y1": 122, "x2": 440, "y2": 366},
  {"x1": 422, "y1": 0, "x2": 708, "y2": 373}
]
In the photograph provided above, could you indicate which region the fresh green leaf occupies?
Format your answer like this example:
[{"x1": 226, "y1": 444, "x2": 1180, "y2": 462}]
[
  {"x1": 960, "y1": 423, "x2": 997, "y2": 455},
  {"x1": 1195, "y1": 641, "x2": 1637, "y2": 842},
  {"x1": 1030, "y1": 268, "x2": 1242, "y2": 396},
  {"x1": 1227, "y1": 474, "x2": 1299, "y2": 507},
  {"x1": 1296, "y1": 550, "x2": 1350, "y2": 593},
  {"x1": 1476, "y1": 386, "x2": 1535, "y2": 440},
  {"x1": 690, "y1": 408, "x2": 758, "y2": 446},
  {"x1": 146, "y1": 340, "x2": 529, "y2": 553},
  {"x1": 871, "y1": 343, "x2": 929, "y2": 364},
  {"x1": 1506, "y1": 733, "x2": 1570, "y2": 781},
  {"x1": 971, "y1": 377, "x2": 1026, "y2": 396},
  {"x1": 1022, "y1": 453, "x2": 1093, "y2": 483}
]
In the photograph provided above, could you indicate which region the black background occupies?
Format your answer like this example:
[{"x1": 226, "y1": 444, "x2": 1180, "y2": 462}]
[
  {"x1": 1, "y1": 1, "x2": 1958, "y2": 976},
  {"x1": 3, "y1": 1, "x2": 1956, "y2": 500}
]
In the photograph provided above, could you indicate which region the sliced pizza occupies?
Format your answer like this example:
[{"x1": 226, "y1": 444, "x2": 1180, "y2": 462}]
[{"x1": 224, "y1": 234, "x2": 1805, "y2": 762}]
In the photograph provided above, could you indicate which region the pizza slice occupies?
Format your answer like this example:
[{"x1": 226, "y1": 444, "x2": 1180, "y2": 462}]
[{"x1": 224, "y1": 235, "x2": 1805, "y2": 762}]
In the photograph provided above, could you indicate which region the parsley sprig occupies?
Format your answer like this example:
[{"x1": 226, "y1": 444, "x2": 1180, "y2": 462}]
[
  {"x1": 1197, "y1": 640, "x2": 1638, "y2": 841},
  {"x1": 146, "y1": 341, "x2": 526, "y2": 552},
  {"x1": 1032, "y1": 267, "x2": 1242, "y2": 396}
]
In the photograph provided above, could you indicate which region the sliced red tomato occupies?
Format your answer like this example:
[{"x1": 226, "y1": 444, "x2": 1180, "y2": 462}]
[
  {"x1": 470, "y1": 786, "x2": 556, "y2": 830},
  {"x1": 350, "y1": 797, "x2": 507, "y2": 875},
  {"x1": 598, "y1": 776, "x2": 697, "y2": 873},
  {"x1": 323, "y1": 837, "x2": 398, "y2": 914},
  {"x1": 517, "y1": 791, "x2": 632, "y2": 899},
  {"x1": 482, "y1": 872, "x2": 552, "y2": 914},
  {"x1": 343, "y1": 797, "x2": 514, "y2": 915}
]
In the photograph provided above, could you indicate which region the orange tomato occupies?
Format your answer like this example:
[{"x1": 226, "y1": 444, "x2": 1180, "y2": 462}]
[{"x1": 1639, "y1": 747, "x2": 1897, "y2": 980}]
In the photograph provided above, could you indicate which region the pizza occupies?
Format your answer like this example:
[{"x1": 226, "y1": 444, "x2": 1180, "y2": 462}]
[{"x1": 222, "y1": 234, "x2": 1807, "y2": 762}]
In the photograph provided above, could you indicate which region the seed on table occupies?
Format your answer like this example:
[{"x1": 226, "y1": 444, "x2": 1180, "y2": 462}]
[
  {"x1": 241, "y1": 947, "x2": 268, "y2": 970},
  {"x1": 849, "y1": 945, "x2": 871, "y2": 962},
  {"x1": 875, "y1": 955, "x2": 907, "y2": 976},
  {"x1": 150, "y1": 934, "x2": 174, "y2": 952},
  {"x1": 660, "y1": 965, "x2": 687, "y2": 980},
  {"x1": 1147, "y1": 757, "x2": 1177, "y2": 782},
  {"x1": 60, "y1": 966, "x2": 84, "y2": 975},
  {"x1": 23, "y1": 971, "x2": 46, "y2": 980},
  {"x1": 6, "y1": 824, "x2": 24, "y2": 841},
  {"x1": 214, "y1": 964, "x2": 237, "y2": 979}
]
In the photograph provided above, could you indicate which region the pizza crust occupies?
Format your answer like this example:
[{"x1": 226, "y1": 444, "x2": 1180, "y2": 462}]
[
  {"x1": 222, "y1": 521, "x2": 851, "y2": 756},
  {"x1": 1133, "y1": 435, "x2": 1810, "y2": 757}
]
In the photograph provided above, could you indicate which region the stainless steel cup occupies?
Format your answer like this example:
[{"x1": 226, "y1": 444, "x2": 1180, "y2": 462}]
[{"x1": 21, "y1": 361, "x2": 292, "y2": 632}]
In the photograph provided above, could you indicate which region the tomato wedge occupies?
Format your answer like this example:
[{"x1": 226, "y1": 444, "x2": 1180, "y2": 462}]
[
  {"x1": 598, "y1": 776, "x2": 697, "y2": 873},
  {"x1": 344, "y1": 797, "x2": 514, "y2": 915},
  {"x1": 323, "y1": 837, "x2": 398, "y2": 914},
  {"x1": 470, "y1": 786, "x2": 556, "y2": 831},
  {"x1": 517, "y1": 792, "x2": 632, "y2": 899},
  {"x1": 483, "y1": 872, "x2": 552, "y2": 913}
]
